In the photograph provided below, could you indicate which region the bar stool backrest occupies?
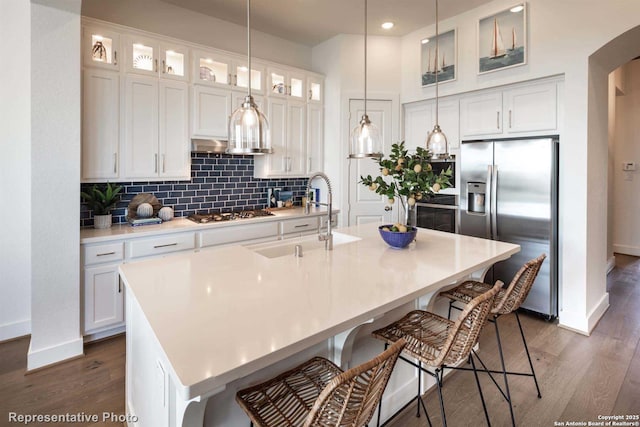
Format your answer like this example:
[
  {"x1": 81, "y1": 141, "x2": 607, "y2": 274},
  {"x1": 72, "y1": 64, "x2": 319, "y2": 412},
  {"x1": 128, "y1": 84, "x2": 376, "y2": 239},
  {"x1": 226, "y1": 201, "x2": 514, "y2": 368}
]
[
  {"x1": 494, "y1": 254, "x2": 547, "y2": 315},
  {"x1": 303, "y1": 339, "x2": 407, "y2": 427},
  {"x1": 434, "y1": 281, "x2": 503, "y2": 367}
]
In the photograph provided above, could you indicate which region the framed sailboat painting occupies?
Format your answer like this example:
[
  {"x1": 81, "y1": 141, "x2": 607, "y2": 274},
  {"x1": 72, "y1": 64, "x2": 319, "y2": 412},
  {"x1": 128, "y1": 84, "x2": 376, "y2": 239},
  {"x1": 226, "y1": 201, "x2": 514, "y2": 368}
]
[
  {"x1": 478, "y1": 3, "x2": 527, "y2": 74},
  {"x1": 421, "y1": 29, "x2": 456, "y2": 87}
]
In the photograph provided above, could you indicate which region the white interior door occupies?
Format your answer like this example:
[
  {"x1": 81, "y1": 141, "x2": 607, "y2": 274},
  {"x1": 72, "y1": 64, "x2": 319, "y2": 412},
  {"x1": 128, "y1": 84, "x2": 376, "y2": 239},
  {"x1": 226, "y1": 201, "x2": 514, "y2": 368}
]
[{"x1": 348, "y1": 99, "x2": 394, "y2": 226}]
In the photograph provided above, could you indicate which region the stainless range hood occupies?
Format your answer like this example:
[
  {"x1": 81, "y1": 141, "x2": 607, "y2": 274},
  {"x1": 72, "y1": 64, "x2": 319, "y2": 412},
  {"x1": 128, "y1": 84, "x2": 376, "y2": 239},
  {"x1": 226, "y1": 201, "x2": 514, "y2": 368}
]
[{"x1": 191, "y1": 139, "x2": 227, "y2": 154}]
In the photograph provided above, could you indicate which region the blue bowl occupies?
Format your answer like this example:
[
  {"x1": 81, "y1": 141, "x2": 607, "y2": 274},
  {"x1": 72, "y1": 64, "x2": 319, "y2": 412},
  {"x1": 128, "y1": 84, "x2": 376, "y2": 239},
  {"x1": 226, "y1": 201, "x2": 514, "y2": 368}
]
[{"x1": 378, "y1": 225, "x2": 418, "y2": 249}]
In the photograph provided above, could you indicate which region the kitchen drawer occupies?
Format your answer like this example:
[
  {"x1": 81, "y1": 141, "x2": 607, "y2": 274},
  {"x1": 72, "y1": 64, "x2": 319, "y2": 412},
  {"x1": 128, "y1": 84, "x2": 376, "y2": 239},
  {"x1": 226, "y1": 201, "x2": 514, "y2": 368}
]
[
  {"x1": 127, "y1": 232, "x2": 195, "y2": 259},
  {"x1": 83, "y1": 242, "x2": 125, "y2": 266},
  {"x1": 281, "y1": 217, "x2": 319, "y2": 235},
  {"x1": 199, "y1": 222, "x2": 279, "y2": 248}
]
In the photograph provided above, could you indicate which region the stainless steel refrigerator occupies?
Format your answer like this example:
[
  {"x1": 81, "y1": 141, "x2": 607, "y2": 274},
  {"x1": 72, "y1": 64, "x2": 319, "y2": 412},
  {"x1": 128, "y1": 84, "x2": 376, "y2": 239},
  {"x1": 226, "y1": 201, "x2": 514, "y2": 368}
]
[{"x1": 459, "y1": 137, "x2": 558, "y2": 319}]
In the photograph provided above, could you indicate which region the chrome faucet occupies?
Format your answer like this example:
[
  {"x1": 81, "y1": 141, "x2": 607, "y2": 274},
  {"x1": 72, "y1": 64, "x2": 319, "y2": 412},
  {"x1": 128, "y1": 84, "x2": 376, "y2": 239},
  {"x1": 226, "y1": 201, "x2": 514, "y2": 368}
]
[{"x1": 305, "y1": 172, "x2": 333, "y2": 250}]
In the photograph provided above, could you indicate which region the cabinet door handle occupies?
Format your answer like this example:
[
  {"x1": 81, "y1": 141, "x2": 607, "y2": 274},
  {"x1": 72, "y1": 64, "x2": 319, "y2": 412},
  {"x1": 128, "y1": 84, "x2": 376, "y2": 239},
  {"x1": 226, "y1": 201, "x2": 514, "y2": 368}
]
[
  {"x1": 295, "y1": 224, "x2": 310, "y2": 228},
  {"x1": 288, "y1": 85, "x2": 292, "y2": 96},
  {"x1": 118, "y1": 280, "x2": 122, "y2": 293},
  {"x1": 162, "y1": 59, "x2": 166, "y2": 74},
  {"x1": 154, "y1": 59, "x2": 158, "y2": 73},
  {"x1": 308, "y1": 89, "x2": 312, "y2": 101},
  {"x1": 287, "y1": 157, "x2": 292, "y2": 171},
  {"x1": 162, "y1": 154, "x2": 166, "y2": 173},
  {"x1": 497, "y1": 111, "x2": 500, "y2": 129},
  {"x1": 113, "y1": 153, "x2": 117, "y2": 174},
  {"x1": 509, "y1": 110, "x2": 512, "y2": 128},
  {"x1": 154, "y1": 243, "x2": 178, "y2": 249},
  {"x1": 97, "y1": 251, "x2": 116, "y2": 257},
  {"x1": 228, "y1": 73, "x2": 232, "y2": 85},
  {"x1": 113, "y1": 50, "x2": 118, "y2": 66},
  {"x1": 154, "y1": 154, "x2": 158, "y2": 173},
  {"x1": 234, "y1": 74, "x2": 238, "y2": 86}
]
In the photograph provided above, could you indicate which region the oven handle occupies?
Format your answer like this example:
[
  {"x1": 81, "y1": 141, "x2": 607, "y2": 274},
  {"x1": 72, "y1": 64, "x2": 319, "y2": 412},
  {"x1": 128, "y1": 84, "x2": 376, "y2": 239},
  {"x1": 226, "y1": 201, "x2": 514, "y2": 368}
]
[{"x1": 416, "y1": 203, "x2": 459, "y2": 210}]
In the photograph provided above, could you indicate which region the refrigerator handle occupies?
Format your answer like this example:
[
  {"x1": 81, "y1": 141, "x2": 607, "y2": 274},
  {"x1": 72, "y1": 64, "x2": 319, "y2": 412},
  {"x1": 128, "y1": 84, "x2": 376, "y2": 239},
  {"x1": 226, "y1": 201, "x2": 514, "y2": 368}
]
[
  {"x1": 491, "y1": 165, "x2": 498, "y2": 239},
  {"x1": 486, "y1": 165, "x2": 492, "y2": 238}
]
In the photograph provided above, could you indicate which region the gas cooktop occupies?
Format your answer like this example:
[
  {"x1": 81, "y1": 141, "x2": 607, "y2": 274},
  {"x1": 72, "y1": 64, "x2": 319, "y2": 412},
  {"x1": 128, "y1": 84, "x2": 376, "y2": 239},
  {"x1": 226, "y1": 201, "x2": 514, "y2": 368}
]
[{"x1": 186, "y1": 209, "x2": 274, "y2": 224}]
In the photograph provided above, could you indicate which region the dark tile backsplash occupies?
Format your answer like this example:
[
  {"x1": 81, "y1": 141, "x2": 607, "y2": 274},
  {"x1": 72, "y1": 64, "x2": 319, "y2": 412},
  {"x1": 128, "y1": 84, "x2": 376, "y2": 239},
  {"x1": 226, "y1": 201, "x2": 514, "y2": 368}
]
[{"x1": 80, "y1": 153, "x2": 309, "y2": 228}]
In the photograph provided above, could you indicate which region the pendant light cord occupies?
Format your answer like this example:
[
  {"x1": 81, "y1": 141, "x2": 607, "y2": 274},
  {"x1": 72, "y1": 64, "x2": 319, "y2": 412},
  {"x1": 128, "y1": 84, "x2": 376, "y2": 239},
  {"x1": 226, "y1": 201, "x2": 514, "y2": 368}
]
[
  {"x1": 434, "y1": 0, "x2": 439, "y2": 126},
  {"x1": 247, "y1": 0, "x2": 252, "y2": 97},
  {"x1": 364, "y1": 0, "x2": 368, "y2": 117}
]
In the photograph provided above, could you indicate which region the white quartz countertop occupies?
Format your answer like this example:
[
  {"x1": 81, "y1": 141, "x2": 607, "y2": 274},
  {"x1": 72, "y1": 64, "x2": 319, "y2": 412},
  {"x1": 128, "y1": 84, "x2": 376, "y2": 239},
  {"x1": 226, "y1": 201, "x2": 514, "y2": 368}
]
[
  {"x1": 119, "y1": 223, "x2": 519, "y2": 400},
  {"x1": 80, "y1": 206, "x2": 337, "y2": 244}
]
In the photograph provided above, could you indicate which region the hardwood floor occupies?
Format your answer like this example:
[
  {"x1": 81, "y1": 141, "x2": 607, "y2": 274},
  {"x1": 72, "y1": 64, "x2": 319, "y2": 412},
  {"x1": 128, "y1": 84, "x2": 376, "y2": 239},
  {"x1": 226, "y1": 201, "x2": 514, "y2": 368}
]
[{"x1": 0, "y1": 255, "x2": 638, "y2": 427}]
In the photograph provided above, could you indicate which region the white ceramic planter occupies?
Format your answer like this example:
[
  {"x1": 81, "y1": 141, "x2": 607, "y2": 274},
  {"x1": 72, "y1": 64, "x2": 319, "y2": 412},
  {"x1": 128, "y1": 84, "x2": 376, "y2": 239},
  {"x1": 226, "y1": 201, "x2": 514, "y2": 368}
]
[{"x1": 94, "y1": 214, "x2": 112, "y2": 229}]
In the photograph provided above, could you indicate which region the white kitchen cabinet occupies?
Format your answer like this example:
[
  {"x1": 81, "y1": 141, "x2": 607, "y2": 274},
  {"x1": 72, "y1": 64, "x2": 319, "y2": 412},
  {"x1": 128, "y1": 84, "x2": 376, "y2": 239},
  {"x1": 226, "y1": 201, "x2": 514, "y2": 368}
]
[
  {"x1": 125, "y1": 35, "x2": 159, "y2": 77},
  {"x1": 193, "y1": 50, "x2": 265, "y2": 94},
  {"x1": 281, "y1": 217, "x2": 319, "y2": 236},
  {"x1": 159, "y1": 42, "x2": 189, "y2": 81},
  {"x1": 191, "y1": 85, "x2": 233, "y2": 140},
  {"x1": 124, "y1": 75, "x2": 189, "y2": 180},
  {"x1": 82, "y1": 69, "x2": 120, "y2": 181},
  {"x1": 198, "y1": 222, "x2": 279, "y2": 248},
  {"x1": 268, "y1": 67, "x2": 306, "y2": 100},
  {"x1": 83, "y1": 24, "x2": 120, "y2": 71},
  {"x1": 84, "y1": 264, "x2": 124, "y2": 333},
  {"x1": 307, "y1": 75, "x2": 323, "y2": 103},
  {"x1": 127, "y1": 232, "x2": 195, "y2": 260},
  {"x1": 306, "y1": 102, "x2": 324, "y2": 174},
  {"x1": 460, "y1": 92, "x2": 503, "y2": 137},
  {"x1": 459, "y1": 80, "x2": 559, "y2": 139},
  {"x1": 403, "y1": 98, "x2": 459, "y2": 152},
  {"x1": 254, "y1": 98, "x2": 307, "y2": 177},
  {"x1": 503, "y1": 81, "x2": 557, "y2": 134}
]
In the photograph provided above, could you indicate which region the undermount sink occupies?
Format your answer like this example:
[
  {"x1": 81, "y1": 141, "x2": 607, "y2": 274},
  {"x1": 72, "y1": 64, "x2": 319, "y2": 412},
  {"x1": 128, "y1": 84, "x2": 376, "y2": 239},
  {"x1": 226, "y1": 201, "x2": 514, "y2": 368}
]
[{"x1": 246, "y1": 232, "x2": 361, "y2": 259}]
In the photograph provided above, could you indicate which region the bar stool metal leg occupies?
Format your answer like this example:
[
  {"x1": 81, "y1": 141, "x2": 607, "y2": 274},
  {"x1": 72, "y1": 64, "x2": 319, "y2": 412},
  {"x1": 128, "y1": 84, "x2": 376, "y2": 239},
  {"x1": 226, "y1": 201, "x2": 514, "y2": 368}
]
[
  {"x1": 494, "y1": 316, "x2": 515, "y2": 427},
  {"x1": 434, "y1": 368, "x2": 447, "y2": 427},
  {"x1": 469, "y1": 353, "x2": 491, "y2": 427},
  {"x1": 515, "y1": 311, "x2": 542, "y2": 398}
]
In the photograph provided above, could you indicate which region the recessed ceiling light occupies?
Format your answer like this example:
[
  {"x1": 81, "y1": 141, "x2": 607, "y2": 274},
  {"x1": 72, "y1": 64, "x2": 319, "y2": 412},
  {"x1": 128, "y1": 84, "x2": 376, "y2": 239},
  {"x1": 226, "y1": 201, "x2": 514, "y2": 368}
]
[
  {"x1": 421, "y1": 38, "x2": 430, "y2": 44},
  {"x1": 381, "y1": 22, "x2": 394, "y2": 30},
  {"x1": 510, "y1": 5, "x2": 524, "y2": 12}
]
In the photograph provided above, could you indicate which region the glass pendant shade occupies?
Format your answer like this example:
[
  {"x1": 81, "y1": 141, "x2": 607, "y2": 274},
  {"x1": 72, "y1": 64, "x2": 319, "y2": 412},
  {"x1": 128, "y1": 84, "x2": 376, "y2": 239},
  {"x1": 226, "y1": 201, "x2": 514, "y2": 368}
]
[
  {"x1": 426, "y1": 124, "x2": 448, "y2": 159},
  {"x1": 228, "y1": 96, "x2": 272, "y2": 154},
  {"x1": 350, "y1": 115, "x2": 382, "y2": 158}
]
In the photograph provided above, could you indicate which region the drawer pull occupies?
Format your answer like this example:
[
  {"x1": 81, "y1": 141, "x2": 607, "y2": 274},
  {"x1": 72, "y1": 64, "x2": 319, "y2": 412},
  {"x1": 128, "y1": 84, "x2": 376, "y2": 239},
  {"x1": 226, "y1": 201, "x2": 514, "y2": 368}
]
[
  {"x1": 97, "y1": 251, "x2": 116, "y2": 257},
  {"x1": 153, "y1": 243, "x2": 178, "y2": 249},
  {"x1": 294, "y1": 224, "x2": 310, "y2": 228}
]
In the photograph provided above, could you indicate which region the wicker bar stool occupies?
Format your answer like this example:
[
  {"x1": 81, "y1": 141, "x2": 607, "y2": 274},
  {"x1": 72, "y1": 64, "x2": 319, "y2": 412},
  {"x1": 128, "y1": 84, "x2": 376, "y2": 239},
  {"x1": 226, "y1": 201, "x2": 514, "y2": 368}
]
[
  {"x1": 439, "y1": 254, "x2": 547, "y2": 427},
  {"x1": 235, "y1": 338, "x2": 406, "y2": 427},
  {"x1": 372, "y1": 280, "x2": 503, "y2": 427}
]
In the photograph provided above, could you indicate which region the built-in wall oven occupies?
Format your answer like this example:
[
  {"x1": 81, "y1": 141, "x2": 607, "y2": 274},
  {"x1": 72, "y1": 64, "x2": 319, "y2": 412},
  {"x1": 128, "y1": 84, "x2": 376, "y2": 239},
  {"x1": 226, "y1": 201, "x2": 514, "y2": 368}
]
[{"x1": 416, "y1": 159, "x2": 458, "y2": 233}]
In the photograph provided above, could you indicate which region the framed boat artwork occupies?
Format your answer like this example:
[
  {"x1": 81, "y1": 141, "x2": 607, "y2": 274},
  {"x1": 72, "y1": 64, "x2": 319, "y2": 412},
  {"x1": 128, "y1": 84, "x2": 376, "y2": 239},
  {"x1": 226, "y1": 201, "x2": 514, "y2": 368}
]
[
  {"x1": 478, "y1": 3, "x2": 527, "y2": 74},
  {"x1": 421, "y1": 29, "x2": 456, "y2": 86}
]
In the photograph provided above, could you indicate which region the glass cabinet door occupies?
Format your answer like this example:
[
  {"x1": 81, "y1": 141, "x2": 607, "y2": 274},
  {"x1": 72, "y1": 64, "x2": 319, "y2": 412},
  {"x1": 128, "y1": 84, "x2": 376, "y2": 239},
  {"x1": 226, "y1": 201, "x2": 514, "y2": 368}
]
[
  {"x1": 83, "y1": 26, "x2": 120, "y2": 70},
  {"x1": 234, "y1": 61, "x2": 264, "y2": 94},
  {"x1": 193, "y1": 50, "x2": 231, "y2": 87},
  {"x1": 127, "y1": 36, "x2": 158, "y2": 75},
  {"x1": 289, "y1": 72, "x2": 305, "y2": 100},
  {"x1": 268, "y1": 68, "x2": 305, "y2": 99},
  {"x1": 160, "y1": 43, "x2": 188, "y2": 81},
  {"x1": 307, "y1": 76, "x2": 323, "y2": 103}
]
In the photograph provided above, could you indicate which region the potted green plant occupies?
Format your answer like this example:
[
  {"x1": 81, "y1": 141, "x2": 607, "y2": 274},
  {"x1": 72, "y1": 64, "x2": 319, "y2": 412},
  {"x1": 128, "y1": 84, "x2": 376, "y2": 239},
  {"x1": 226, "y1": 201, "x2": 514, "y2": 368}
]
[
  {"x1": 359, "y1": 141, "x2": 452, "y2": 227},
  {"x1": 81, "y1": 183, "x2": 123, "y2": 229}
]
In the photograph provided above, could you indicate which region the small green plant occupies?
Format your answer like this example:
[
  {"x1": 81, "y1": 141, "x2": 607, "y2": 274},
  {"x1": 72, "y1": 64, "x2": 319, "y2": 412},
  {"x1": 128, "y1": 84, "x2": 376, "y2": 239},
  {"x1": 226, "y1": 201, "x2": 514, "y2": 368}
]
[{"x1": 81, "y1": 183, "x2": 123, "y2": 215}]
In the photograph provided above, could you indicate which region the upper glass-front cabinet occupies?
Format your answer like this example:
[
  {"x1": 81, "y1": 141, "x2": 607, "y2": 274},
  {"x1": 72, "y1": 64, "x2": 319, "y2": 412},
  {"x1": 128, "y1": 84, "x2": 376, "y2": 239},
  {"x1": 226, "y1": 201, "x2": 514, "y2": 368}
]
[
  {"x1": 125, "y1": 36, "x2": 188, "y2": 80},
  {"x1": 193, "y1": 50, "x2": 264, "y2": 94},
  {"x1": 268, "y1": 67, "x2": 305, "y2": 99},
  {"x1": 160, "y1": 43, "x2": 189, "y2": 81},
  {"x1": 83, "y1": 26, "x2": 120, "y2": 70},
  {"x1": 307, "y1": 76, "x2": 323, "y2": 103}
]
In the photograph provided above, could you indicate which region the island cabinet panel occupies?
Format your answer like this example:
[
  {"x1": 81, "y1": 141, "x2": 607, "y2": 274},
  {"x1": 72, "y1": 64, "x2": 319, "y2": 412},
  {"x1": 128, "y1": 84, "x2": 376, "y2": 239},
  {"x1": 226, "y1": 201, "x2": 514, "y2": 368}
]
[
  {"x1": 127, "y1": 232, "x2": 196, "y2": 260},
  {"x1": 198, "y1": 222, "x2": 279, "y2": 248}
]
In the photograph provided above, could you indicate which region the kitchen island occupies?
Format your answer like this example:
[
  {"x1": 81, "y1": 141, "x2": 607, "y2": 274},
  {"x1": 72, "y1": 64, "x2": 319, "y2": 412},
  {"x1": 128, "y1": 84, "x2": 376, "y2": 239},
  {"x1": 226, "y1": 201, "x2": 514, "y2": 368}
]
[{"x1": 119, "y1": 223, "x2": 519, "y2": 427}]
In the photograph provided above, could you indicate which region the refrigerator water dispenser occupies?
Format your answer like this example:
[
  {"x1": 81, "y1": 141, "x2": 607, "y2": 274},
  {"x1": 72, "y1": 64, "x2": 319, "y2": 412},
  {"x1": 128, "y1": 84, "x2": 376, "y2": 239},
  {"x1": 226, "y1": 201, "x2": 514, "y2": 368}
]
[{"x1": 467, "y1": 182, "x2": 486, "y2": 214}]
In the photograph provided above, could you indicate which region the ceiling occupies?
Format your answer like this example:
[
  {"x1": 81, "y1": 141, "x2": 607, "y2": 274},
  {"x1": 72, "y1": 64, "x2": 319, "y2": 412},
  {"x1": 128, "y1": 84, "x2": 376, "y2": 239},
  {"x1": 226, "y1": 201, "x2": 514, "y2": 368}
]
[{"x1": 160, "y1": 0, "x2": 494, "y2": 46}]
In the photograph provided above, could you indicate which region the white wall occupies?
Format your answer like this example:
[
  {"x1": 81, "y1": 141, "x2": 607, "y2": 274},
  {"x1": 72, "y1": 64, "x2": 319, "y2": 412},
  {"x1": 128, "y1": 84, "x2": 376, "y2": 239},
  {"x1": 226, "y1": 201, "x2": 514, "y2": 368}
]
[
  {"x1": 0, "y1": 0, "x2": 32, "y2": 341},
  {"x1": 398, "y1": 0, "x2": 640, "y2": 334},
  {"x1": 81, "y1": 0, "x2": 313, "y2": 70},
  {"x1": 613, "y1": 60, "x2": 640, "y2": 256},
  {"x1": 28, "y1": 0, "x2": 84, "y2": 370}
]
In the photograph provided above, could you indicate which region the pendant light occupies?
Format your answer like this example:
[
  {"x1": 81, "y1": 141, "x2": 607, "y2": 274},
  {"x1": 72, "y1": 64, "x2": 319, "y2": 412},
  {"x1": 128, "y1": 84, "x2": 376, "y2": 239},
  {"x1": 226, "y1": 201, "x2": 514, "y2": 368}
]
[
  {"x1": 227, "y1": 0, "x2": 272, "y2": 154},
  {"x1": 426, "y1": 0, "x2": 449, "y2": 159},
  {"x1": 349, "y1": 0, "x2": 382, "y2": 159}
]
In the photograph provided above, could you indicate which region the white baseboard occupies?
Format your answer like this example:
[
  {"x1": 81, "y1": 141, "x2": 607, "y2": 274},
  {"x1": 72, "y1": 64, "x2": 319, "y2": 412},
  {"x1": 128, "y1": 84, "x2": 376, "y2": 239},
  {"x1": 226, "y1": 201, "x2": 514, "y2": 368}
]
[
  {"x1": 613, "y1": 244, "x2": 640, "y2": 257},
  {"x1": 0, "y1": 319, "x2": 31, "y2": 342},
  {"x1": 606, "y1": 256, "x2": 616, "y2": 274},
  {"x1": 558, "y1": 292, "x2": 609, "y2": 336},
  {"x1": 27, "y1": 336, "x2": 84, "y2": 371}
]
